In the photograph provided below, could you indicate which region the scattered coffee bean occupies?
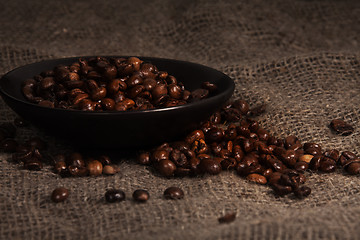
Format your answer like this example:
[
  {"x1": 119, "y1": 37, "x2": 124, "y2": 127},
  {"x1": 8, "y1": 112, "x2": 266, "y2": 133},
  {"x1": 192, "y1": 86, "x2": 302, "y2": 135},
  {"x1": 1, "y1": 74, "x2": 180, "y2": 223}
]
[
  {"x1": 164, "y1": 186, "x2": 184, "y2": 200},
  {"x1": 133, "y1": 189, "x2": 150, "y2": 202},
  {"x1": 330, "y1": 119, "x2": 354, "y2": 136},
  {"x1": 51, "y1": 187, "x2": 69, "y2": 203},
  {"x1": 218, "y1": 212, "x2": 236, "y2": 224},
  {"x1": 87, "y1": 160, "x2": 103, "y2": 176},
  {"x1": 103, "y1": 165, "x2": 120, "y2": 175},
  {"x1": 105, "y1": 189, "x2": 126, "y2": 203}
]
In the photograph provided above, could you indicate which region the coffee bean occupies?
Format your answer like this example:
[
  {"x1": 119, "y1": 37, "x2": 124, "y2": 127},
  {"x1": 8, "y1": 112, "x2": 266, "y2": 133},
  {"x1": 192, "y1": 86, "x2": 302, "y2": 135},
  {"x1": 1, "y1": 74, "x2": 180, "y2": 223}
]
[
  {"x1": 345, "y1": 161, "x2": 360, "y2": 175},
  {"x1": 51, "y1": 187, "x2": 69, "y2": 203},
  {"x1": 294, "y1": 161, "x2": 308, "y2": 173},
  {"x1": 164, "y1": 186, "x2": 184, "y2": 199},
  {"x1": 330, "y1": 119, "x2": 354, "y2": 136},
  {"x1": 24, "y1": 157, "x2": 43, "y2": 170},
  {"x1": 54, "y1": 160, "x2": 67, "y2": 174},
  {"x1": 157, "y1": 159, "x2": 176, "y2": 177},
  {"x1": 299, "y1": 154, "x2": 314, "y2": 163},
  {"x1": 103, "y1": 165, "x2": 120, "y2": 175},
  {"x1": 319, "y1": 160, "x2": 336, "y2": 173},
  {"x1": 133, "y1": 189, "x2": 150, "y2": 202},
  {"x1": 218, "y1": 212, "x2": 236, "y2": 224},
  {"x1": 246, "y1": 173, "x2": 267, "y2": 184},
  {"x1": 87, "y1": 160, "x2": 103, "y2": 176},
  {"x1": 338, "y1": 151, "x2": 357, "y2": 166},
  {"x1": 199, "y1": 158, "x2": 221, "y2": 175},
  {"x1": 272, "y1": 183, "x2": 293, "y2": 196},
  {"x1": 293, "y1": 186, "x2": 311, "y2": 199},
  {"x1": 137, "y1": 151, "x2": 151, "y2": 165},
  {"x1": 105, "y1": 189, "x2": 126, "y2": 203}
]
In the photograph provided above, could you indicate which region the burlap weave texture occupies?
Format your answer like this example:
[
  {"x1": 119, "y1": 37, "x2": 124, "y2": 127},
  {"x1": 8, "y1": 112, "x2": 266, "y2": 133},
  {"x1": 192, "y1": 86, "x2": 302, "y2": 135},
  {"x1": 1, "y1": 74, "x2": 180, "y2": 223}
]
[{"x1": 0, "y1": 0, "x2": 359, "y2": 239}]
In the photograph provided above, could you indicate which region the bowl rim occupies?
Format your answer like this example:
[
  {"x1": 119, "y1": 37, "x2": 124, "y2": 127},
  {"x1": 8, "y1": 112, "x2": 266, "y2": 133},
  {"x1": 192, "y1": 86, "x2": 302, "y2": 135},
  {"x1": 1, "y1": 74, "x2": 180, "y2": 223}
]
[{"x1": 0, "y1": 55, "x2": 235, "y2": 116}]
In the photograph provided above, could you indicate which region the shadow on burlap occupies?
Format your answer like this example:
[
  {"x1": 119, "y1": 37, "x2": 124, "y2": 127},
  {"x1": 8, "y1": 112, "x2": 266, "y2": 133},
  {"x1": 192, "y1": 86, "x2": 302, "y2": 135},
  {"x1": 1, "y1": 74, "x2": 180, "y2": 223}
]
[{"x1": 0, "y1": 0, "x2": 359, "y2": 239}]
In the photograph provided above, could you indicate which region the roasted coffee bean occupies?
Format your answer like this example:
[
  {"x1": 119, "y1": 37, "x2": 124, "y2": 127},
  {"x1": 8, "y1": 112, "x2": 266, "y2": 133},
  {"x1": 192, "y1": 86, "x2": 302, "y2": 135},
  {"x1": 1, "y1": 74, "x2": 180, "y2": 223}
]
[
  {"x1": 272, "y1": 183, "x2": 293, "y2": 196},
  {"x1": 284, "y1": 135, "x2": 299, "y2": 149},
  {"x1": 319, "y1": 160, "x2": 336, "y2": 173},
  {"x1": 24, "y1": 157, "x2": 43, "y2": 170},
  {"x1": 293, "y1": 186, "x2": 311, "y2": 199},
  {"x1": 218, "y1": 212, "x2": 236, "y2": 224},
  {"x1": 157, "y1": 159, "x2": 176, "y2": 177},
  {"x1": 87, "y1": 160, "x2": 103, "y2": 176},
  {"x1": 199, "y1": 158, "x2": 221, "y2": 175},
  {"x1": 305, "y1": 147, "x2": 322, "y2": 156},
  {"x1": 185, "y1": 130, "x2": 205, "y2": 144},
  {"x1": 169, "y1": 149, "x2": 188, "y2": 167},
  {"x1": 201, "y1": 81, "x2": 218, "y2": 93},
  {"x1": 246, "y1": 173, "x2": 267, "y2": 185},
  {"x1": 280, "y1": 150, "x2": 297, "y2": 167},
  {"x1": 133, "y1": 189, "x2": 150, "y2": 202},
  {"x1": 54, "y1": 160, "x2": 67, "y2": 174},
  {"x1": 294, "y1": 161, "x2": 308, "y2": 173},
  {"x1": 299, "y1": 154, "x2": 314, "y2": 163},
  {"x1": 232, "y1": 99, "x2": 249, "y2": 115},
  {"x1": 51, "y1": 187, "x2": 69, "y2": 203},
  {"x1": 268, "y1": 172, "x2": 282, "y2": 185},
  {"x1": 152, "y1": 150, "x2": 169, "y2": 163},
  {"x1": 330, "y1": 119, "x2": 354, "y2": 136},
  {"x1": 66, "y1": 152, "x2": 85, "y2": 168},
  {"x1": 164, "y1": 186, "x2": 184, "y2": 200},
  {"x1": 68, "y1": 165, "x2": 88, "y2": 177},
  {"x1": 323, "y1": 149, "x2": 340, "y2": 161},
  {"x1": 309, "y1": 155, "x2": 322, "y2": 170},
  {"x1": 338, "y1": 151, "x2": 357, "y2": 166},
  {"x1": 191, "y1": 88, "x2": 209, "y2": 101},
  {"x1": 98, "y1": 155, "x2": 111, "y2": 165},
  {"x1": 103, "y1": 165, "x2": 120, "y2": 175},
  {"x1": 137, "y1": 151, "x2": 151, "y2": 165},
  {"x1": 345, "y1": 161, "x2": 360, "y2": 175},
  {"x1": 105, "y1": 189, "x2": 126, "y2": 203},
  {"x1": 206, "y1": 127, "x2": 224, "y2": 143},
  {"x1": 303, "y1": 142, "x2": 321, "y2": 152}
]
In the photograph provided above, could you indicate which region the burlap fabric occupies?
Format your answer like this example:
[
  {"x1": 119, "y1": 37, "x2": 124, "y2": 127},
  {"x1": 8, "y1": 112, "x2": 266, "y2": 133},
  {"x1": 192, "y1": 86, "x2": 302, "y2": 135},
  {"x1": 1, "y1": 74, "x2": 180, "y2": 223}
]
[{"x1": 0, "y1": 0, "x2": 359, "y2": 239}]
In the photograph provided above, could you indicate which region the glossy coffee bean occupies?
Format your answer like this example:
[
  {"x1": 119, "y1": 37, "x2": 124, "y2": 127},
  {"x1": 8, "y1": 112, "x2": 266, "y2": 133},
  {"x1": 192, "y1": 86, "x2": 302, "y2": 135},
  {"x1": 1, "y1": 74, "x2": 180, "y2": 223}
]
[
  {"x1": 51, "y1": 187, "x2": 69, "y2": 203},
  {"x1": 133, "y1": 189, "x2": 150, "y2": 202},
  {"x1": 87, "y1": 160, "x2": 103, "y2": 176},
  {"x1": 319, "y1": 160, "x2": 336, "y2": 173},
  {"x1": 103, "y1": 165, "x2": 120, "y2": 175},
  {"x1": 272, "y1": 183, "x2": 293, "y2": 196},
  {"x1": 105, "y1": 189, "x2": 126, "y2": 203},
  {"x1": 294, "y1": 161, "x2": 308, "y2": 173},
  {"x1": 157, "y1": 159, "x2": 176, "y2": 177},
  {"x1": 346, "y1": 161, "x2": 360, "y2": 175},
  {"x1": 330, "y1": 119, "x2": 354, "y2": 136},
  {"x1": 246, "y1": 173, "x2": 267, "y2": 185},
  {"x1": 199, "y1": 158, "x2": 221, "y2": 175},
  {"x1": 24, "y1": 157, "x2": 43, "y2": 170},
  {"x1": 164, "y1": 186, "x2": 184, "y2": 200},
  {"x1": 137, "y1": 151, "x2": 151, "y2": 165}
]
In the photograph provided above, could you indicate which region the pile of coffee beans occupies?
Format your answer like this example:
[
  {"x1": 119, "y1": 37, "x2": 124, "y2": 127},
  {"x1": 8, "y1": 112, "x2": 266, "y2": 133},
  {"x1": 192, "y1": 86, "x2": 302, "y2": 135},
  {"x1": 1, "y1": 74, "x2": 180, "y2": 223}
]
[
  {"x1": 1, "y1": 98, "x2": 358, "y2": 200},
  {"x1": 137, "y1": 99, "x2": 359, "y2": 199},
  {"x1": 22, "y1": 56, "x2": 217, "y2": 111}
]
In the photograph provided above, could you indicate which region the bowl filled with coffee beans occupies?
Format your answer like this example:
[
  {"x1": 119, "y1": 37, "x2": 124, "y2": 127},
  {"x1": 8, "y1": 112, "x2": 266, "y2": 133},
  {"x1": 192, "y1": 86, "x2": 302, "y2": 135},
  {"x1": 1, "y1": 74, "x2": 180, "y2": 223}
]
[{"x1": 0, "y1": 56, "x2": 234, "y2": 148}]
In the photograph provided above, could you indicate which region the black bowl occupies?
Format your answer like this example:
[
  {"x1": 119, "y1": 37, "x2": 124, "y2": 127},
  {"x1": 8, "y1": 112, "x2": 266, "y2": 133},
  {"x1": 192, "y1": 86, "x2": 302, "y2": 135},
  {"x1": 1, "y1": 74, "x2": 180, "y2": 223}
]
[{"x1": 0, "y1": 56, "x2": 234, "y2": 149}]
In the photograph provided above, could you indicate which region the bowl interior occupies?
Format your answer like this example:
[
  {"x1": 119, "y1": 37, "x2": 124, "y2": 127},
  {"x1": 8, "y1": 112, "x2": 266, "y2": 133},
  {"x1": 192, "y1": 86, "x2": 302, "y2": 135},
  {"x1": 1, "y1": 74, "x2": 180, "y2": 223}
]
[{"x1": 0, "y1": 56, "x2": 234, "y2": 149}]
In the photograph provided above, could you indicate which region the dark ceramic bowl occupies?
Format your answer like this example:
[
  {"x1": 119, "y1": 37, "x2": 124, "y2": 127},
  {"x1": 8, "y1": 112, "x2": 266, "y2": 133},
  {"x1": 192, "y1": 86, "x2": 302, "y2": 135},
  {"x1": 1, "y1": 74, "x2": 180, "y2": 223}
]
[{"x1": 0, "y1": 56, "x2": 234, "y2": 149}]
